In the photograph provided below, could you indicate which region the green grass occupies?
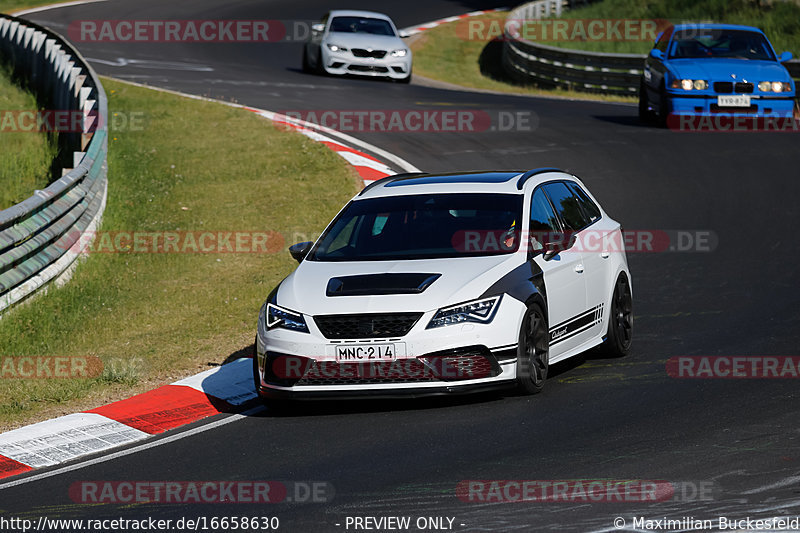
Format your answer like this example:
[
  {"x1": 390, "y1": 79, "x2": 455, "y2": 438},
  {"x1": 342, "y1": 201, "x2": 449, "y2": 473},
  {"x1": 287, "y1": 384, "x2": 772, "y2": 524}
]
[
  {"x1": 0, "y1": 0, "x2": 56, "y2": 14},
  {"x1": 530, "y1": 0, "x2": 800, "y2": 55},
  {"x1": 0, "y1": 63, "x2": 58, "y2": 210},
  {"x1": 0, "y1": 78, "x2": 358, "y2": 430},
  {"x1": 410, "y1": 12, "x2": 635, "y2": 102}
]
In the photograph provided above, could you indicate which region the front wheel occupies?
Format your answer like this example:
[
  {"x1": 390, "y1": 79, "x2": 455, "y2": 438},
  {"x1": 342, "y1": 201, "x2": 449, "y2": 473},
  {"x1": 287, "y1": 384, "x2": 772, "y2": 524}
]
[
  {"x1": 600, "y1": 273, "x2": 633, "y2": 357},
  {"x1": 656, "y1": 85, "x2": 669, "y2": 127},
  {"x1": 638, "y1": 79, "x2": 653, "y2": 123},
  {"x1": 301, "y1": 46, "x2": 312, "y2": 73},
  {"x1": 252, "y1": 337, "x2": 262, "y2": 395},
  {"x1": 516, "y1": 304, "x2": 549, "y2": 395}
]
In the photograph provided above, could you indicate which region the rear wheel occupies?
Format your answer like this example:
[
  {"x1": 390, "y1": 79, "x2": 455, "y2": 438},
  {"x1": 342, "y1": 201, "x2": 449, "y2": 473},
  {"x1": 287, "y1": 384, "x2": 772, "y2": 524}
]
[
  {"x1": 516, "y1": 304, "x2": 549, "y2": 395},
  {"x1": 600, "y1": 273, "x2": 633, "y2": 357}
]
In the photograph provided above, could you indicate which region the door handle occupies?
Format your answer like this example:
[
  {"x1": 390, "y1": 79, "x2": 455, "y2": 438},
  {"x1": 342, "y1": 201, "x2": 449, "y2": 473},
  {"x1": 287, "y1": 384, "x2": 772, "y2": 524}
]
[
  {"x1": 574, "y1": 264, "x2": 584, "y2": 274},
  {"x1": 601, "y1": 251, "x2": 610, "y2": 259}
]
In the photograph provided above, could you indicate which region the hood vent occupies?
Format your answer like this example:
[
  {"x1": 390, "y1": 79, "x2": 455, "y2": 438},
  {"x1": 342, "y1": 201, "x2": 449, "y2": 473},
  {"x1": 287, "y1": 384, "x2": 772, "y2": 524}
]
[{"x1": 326, "y1": 273, "x2": 441, "y2": 297}]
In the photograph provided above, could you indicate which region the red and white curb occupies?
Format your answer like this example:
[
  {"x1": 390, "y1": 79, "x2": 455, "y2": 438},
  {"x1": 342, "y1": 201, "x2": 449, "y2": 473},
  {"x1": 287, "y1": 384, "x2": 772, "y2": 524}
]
[
  {"x1": 246, "y1": 108, "x2": 400, "y2": 185},
  {"x1": 401, "y1": 8, "x2": 508, "y2": 36},
  {"x1": 0, "y1": 358, "x2": 255, "y2": 480}
]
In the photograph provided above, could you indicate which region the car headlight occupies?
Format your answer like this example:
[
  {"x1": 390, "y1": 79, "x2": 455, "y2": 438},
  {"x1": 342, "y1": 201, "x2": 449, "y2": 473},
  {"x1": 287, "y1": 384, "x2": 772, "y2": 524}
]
[
  {"x1": 758, "y1": 81, "x2": 791, "y2": 93},
  {"x1": 672, "y1": 79, "x2": 707, "y2": 90},
  {"x1": 327, "y1": 43, "x2": 347, "y2": 52},
  {"x1": 390, "y1": 48, "x2": 408, "y2": 57},
  {"x1": 266, "y1": 303, "x2": 309, "y2": 333},
  {"x1": 427, "y1": 296, "x2": 501, "y2": 329}
]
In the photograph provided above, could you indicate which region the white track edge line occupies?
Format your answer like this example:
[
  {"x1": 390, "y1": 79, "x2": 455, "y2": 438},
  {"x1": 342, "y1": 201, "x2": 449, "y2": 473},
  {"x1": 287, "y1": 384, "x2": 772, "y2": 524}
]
[{"x1": 0, "y1": 405, "x2": 265, "y2": 490}]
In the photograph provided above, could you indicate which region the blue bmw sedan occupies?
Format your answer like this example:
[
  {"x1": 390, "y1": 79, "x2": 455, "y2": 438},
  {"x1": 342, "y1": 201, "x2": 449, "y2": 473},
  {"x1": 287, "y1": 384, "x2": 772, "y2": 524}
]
[{"x1": 639, "y1": 24, "x2": 796, "y2": 126}]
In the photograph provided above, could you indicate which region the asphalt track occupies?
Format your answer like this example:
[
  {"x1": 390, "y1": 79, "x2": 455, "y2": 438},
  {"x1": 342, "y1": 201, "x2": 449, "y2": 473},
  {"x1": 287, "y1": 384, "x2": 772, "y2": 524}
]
[{"x1": 5, "y1": 1, "x2": 800, "y2": 531}]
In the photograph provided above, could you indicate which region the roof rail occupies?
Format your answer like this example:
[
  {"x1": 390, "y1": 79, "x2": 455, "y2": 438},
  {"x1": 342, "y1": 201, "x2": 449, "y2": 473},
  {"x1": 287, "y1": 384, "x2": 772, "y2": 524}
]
[
  {"x1": 516, "y1": 167, "x2": 565, "y2": 190},
  {"x1": 358, "y1": 172, "x2": 427, "y2": 196}
]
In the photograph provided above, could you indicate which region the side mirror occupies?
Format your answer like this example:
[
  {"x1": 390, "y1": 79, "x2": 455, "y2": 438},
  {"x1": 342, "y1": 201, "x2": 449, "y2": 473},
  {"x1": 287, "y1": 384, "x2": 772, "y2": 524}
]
[
  {"x1": 399, "y1": 29, "x2": 410, "y2": 38},
  {"x1": 311, "y1": 23, "x2": 324, "y2": 33},
  {"x1": 778, "y1": 51, "x2": 793, "y2": 63},
  {"x1": 289, "y1": 241, "x2": 313, "y2": 263},
  {"x1": 649, "y1": 49, "x2": 664, "y2": 60},
  {"x1": 541, "y1": 232, "x2": 577, "y2": 261}
]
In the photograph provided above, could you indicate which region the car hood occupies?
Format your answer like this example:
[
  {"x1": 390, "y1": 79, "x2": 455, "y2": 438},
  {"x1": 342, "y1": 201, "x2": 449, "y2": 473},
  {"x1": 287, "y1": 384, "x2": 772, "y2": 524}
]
[
  {"x1": 324, "y1": 32, "x2": 404, "y2": 51},
  {"x1": 668, "y1": 59, "x2": 791, "y2": 82},
  {"x1": 276, "y1": 254, "x2": 522, "y2": 315}
]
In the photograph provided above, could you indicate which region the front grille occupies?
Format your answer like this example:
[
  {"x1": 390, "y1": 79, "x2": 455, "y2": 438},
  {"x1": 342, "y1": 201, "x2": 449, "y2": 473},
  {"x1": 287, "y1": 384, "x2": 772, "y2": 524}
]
[
  {"x1": 313, "y1": 313, "x2": 422, "y2": 339},
  {"x1": 714, "y1": 82, "x2": 733, "y2": 93},
  {"x1": 296, "y1": 360, "x2": 441, "y2": 385},
  {"x1": 352, "y1": 48, "x2": 387, "y2": 59},
  {"x1": 710, "y1": 104, "x2": 758, "y2": 113},
  {"x1": 348, "y1": 65, "x2": 389, "y2": 73},
  {"x1": 713, "y1": 81, "x2": 753, "y2": 93},
  {"x1": 418, "y1": 353, "x2": 496, "y2": 381}
]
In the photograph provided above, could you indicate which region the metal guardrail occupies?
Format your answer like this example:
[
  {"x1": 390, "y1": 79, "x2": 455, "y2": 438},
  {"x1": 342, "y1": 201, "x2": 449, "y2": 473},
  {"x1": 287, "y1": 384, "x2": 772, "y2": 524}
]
[
  {"x1": 502, "y1": 0, "x2": 800, "y2": 95},
  {"x1": 0, "y1": 14, "x2": 108, "y2": 314}
]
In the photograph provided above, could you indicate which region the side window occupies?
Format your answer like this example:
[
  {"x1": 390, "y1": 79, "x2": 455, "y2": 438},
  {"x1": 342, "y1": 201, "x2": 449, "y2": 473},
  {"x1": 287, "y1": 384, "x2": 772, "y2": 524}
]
[
  {"x1": 566, "y1": 182, "x2": 601, "y2": 223},
  {"x1": 655, "y1": 28, "x2": 672, "y2": 53},
  {"x1": 542, "y1": 182, "x2": 590, "y2": 231},
  {"x1": 529, "y1": 188, "x2": 560, "y2": 251}
]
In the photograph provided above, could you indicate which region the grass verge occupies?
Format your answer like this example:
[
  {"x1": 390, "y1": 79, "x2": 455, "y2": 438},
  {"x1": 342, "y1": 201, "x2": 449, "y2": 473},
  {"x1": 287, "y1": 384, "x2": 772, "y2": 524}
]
[
  {"x1": 409, "y1": 12, "x2": 636, "y2": 103},
  {"x1": 0, "y1": 0, "x2": 57, "y2": 14},
  {"x1": 0, "y1": 78, "x2": 358, "y2": 431},
  {"x1": 531, "y1": 0, "x2": 800, "y2": 56},
  {"x1": 0, "y1": 63, "x2": 58, "y2": 210}
]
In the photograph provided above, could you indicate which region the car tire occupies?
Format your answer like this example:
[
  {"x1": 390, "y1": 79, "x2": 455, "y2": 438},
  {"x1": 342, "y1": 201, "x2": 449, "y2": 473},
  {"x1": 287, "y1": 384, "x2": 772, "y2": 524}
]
[
  {"x1": 301, "y1": 47, "x2": 312, "y2": 73},
  {"x1": 314, "y1": 46, "x2": 326, "y2": 75},
  {"x1": 599, "y1": 273, "x2": 633, "y2": 358},
  {"x1": 638, "y1": 79, "x2": 653, "y2": 123},
  {"x1": 398, "y1": 72, "x2": 412, "y2": 84},
  {"x1": 657, "y1": 84, "x2": 669, "y2": 128},
  {"x1": 252, "y1": 337, "x2": 262, "y2": 395},
  {"x1": 516, "y1": 303, "x2": 549, "y2": 395}
]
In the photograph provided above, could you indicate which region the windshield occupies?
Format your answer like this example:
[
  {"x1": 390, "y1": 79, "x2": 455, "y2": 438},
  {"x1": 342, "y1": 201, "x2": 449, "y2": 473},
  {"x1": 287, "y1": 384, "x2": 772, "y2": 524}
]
[
  {"x1": 329, "y1": 16, "x2": 395, "y2": 36},
  {"x1": 668, "y1": 29, "x2": 775, "y2": 60},
  {"x1": 309, "y1": 193, "x2": 524, "y2": 261}
]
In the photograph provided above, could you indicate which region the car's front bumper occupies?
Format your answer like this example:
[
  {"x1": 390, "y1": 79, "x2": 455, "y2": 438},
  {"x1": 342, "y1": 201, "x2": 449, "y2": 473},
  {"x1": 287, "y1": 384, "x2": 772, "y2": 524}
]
[
  {"x1": 255, "y1": 298, "x2": 524, "y2": 399},
  {"x1": 667, "y1": 91, "x2": 796, "y2": 115},
  {"x1": 321, "y1": 49, "x2": 411, "y2": 79}
]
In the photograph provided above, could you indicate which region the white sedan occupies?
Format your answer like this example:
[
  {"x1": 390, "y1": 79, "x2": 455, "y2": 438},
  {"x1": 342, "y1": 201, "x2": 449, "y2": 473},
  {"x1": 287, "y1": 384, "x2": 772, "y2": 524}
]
[{"x1": 303, "y1": 10, "x2": 412, "y2": 83}]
